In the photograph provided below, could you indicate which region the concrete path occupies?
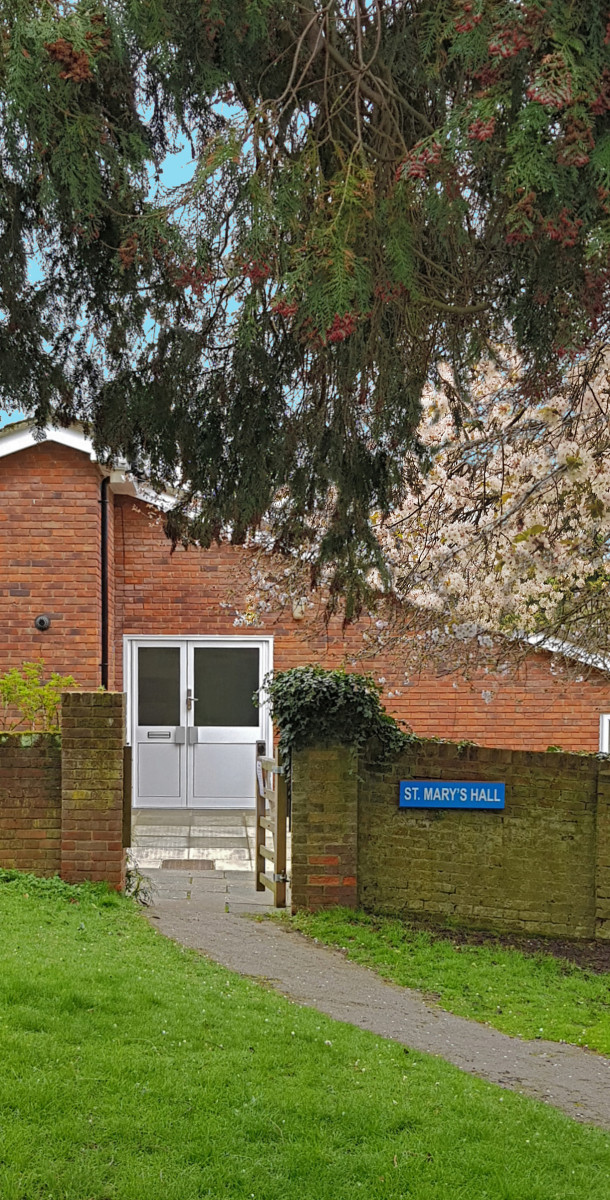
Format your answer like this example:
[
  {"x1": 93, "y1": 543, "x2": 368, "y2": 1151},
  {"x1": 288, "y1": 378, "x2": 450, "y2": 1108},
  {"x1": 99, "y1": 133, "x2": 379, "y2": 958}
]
[
  {"x1": 131, "y1": 808, "x2": 261, "y2": 871},
  {"x1": 145, "y1": 867, "x2": 610, "y2": 1130}
]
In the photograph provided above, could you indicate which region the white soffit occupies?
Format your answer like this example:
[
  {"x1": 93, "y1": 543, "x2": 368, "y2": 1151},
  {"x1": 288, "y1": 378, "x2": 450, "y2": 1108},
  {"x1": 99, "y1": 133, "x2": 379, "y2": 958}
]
[
  {"x1": 0, "y1": 421, "x2": 96, "y2": 461},
  {"x1": 0, "y1": 420, "x2": 153, "y2": 503},
  {"x1": 525, "y1": 634, "x2": 610, "y2": 676}
]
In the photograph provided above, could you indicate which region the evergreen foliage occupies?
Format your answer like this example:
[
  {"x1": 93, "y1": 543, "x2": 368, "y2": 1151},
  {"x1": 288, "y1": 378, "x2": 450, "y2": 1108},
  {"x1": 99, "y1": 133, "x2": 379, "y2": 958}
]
[
  {"x1": 263, "y1": 664, "x2": 410, "y2": 760},
  {"x1": 1, "y1": 2, "x2": 610, "y2": 610}
]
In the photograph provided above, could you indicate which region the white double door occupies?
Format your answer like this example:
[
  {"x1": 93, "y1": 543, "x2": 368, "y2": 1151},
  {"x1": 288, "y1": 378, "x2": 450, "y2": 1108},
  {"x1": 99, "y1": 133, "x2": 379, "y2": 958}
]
[{"x1": 130, "y1": 637, "x2": 272, "y2": 809}]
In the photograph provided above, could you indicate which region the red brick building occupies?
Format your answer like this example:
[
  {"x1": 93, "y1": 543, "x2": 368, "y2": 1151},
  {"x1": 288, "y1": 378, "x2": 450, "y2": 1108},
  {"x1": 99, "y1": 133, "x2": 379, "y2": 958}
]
[{"x1": 2, "y1": 421, "x2": 610, "y2": 809}]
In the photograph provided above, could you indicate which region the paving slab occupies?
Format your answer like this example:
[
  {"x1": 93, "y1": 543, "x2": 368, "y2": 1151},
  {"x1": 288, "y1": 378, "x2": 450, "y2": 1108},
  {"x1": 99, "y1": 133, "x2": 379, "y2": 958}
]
[
  {"x1": 130, "y1": 807, "x2": 263, "y2": 871},
  {"x1": 146, "y1": 868, "x2": 274, "y2": 910},
  {"x1": 146, "y1": 883, "x2": 610, "y2": 1130}
]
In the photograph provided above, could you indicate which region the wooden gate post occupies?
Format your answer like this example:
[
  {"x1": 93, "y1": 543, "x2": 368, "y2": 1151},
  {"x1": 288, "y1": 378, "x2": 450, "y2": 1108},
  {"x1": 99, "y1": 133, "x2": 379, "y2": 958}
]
[
  {"x1": 255, "y1": 753, "x2": 266, "y2": 892},
  {"x1": 254, "y1": 748, "x2": 288, "y2": 907}
]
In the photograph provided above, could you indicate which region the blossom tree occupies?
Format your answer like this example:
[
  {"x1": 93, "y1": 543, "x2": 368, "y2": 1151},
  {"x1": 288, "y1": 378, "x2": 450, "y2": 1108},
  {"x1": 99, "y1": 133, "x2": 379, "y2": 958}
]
[{"x1": 241, "y1": 343, "x2": 610, "y2": 674}]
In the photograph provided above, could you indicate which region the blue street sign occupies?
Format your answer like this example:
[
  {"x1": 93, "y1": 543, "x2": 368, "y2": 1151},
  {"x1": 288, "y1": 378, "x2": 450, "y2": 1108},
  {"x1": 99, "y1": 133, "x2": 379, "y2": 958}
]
[{"x1": 399, "y1": 780, "x2": 505, "y2": 810}]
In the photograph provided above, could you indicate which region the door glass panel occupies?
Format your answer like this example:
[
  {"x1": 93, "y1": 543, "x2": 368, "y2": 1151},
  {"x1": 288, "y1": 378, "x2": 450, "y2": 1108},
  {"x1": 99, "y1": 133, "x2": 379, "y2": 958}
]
[
  {"x1": 138, "y1": 647, "x2": 180, "y2": 726},
  {"x1": 194, "y1": 647, "x2": 260, "y2": 727}
]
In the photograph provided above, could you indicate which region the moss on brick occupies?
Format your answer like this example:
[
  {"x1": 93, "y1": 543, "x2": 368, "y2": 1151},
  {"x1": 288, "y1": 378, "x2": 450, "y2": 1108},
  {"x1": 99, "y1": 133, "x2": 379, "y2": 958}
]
[{"x1": 291, "y1": 739, "x2": 610, "y2": 939}]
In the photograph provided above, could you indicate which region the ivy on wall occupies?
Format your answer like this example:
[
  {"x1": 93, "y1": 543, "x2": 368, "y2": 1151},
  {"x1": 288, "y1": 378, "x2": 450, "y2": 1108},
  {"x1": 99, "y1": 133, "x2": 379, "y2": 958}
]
[{"x1": 262, "y1": 665, "x2": 411, "y2": 763}]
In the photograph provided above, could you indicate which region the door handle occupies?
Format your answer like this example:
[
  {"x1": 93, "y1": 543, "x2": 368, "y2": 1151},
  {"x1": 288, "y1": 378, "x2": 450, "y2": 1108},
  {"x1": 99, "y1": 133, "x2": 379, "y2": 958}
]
[{"x1": 186, "y1": 688, "x2": 198, "y2": 711}]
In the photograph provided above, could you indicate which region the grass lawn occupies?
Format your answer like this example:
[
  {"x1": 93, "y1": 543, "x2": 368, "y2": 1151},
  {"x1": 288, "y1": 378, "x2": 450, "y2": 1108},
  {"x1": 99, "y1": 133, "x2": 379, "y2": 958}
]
[
  {"x1": 280, "y1": 908, "x2": 610, "y2": 1055},
  {"x1": 0, "y1": 874, "x2": 609, "y2": 1200}
]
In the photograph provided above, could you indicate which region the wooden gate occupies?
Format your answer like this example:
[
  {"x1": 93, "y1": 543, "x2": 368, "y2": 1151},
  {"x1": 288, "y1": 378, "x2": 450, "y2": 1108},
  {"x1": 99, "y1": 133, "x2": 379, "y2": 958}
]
[{"x1": 255, "y1": 750, "x2": 288, "y2": 907}]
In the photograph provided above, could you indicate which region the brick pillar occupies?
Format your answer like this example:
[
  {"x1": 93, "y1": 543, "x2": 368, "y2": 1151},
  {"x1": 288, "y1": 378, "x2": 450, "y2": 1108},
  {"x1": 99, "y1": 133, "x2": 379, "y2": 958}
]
[
  {"x1": 60, "y1": 692, "x2": 126, "y2": 890},
  {"x1": 596, "y1": 768, "x2": 610, "y2": 939},
  {"x1": 291, "y1": 745, "x2": 358, "y2": 911}
]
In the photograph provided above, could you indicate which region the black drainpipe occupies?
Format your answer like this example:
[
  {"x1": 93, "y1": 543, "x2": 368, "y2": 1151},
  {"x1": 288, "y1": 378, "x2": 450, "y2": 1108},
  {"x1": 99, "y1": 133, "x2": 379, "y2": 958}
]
[{"x1": 100, "y1": 476, "x2": 110, "y2": 690}]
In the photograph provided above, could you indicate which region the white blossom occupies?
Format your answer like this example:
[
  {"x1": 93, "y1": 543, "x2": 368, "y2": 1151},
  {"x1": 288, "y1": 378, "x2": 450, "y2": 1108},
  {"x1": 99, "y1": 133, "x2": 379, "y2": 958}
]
[{"x1": 241, "y1": 343, "x2": 610, "y2": 675}]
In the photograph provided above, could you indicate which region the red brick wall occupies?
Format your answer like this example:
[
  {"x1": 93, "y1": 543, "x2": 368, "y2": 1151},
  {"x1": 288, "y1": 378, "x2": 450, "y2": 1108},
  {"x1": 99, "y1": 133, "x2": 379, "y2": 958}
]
[
  {"x1": 373, "y1": 657, "x2": 610, "y2": 754},
  {"x1": 112, "y1": 495, "x2": 339, "y2": 682},
  {"x1": 113, "y1": 496, "x2": 610, "y2": 753},
  {"x1": 291, "y1": 746, "x2": 358, "y2": 911},
  {"x1": 1, "y1": 441, "x2": 608, "y2": 753},
  {"x1": 105, "y1": 476, "x2": 117, "y2": 688},
  {"x1": 292, "y1": 741, "x2": 610, "y2": 939},
  {"x1": 0, "y1": 698, "x2": 126, "y2": 889},
  {"x1": 60, "y1": 692, "x2": 126, "y2": 889},
  {"x1": 0, "y1": 734, "x2": 62, "y2": 874},
  {"x1": 0, "y1": 442, "x2": 103, "y2": 687}
]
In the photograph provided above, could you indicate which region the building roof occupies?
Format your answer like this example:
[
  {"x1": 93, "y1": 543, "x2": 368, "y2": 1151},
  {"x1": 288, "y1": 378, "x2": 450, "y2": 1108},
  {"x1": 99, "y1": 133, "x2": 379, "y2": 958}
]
[
  {"x1": 0, "y1": 418, "x2": 142, "y2": 499},
  {"x1": 2, "y1": 420, "x2": 609, "y2": 677},
  {"x1": 0, "y1": 417, "x2": 96, "y2": 459}
]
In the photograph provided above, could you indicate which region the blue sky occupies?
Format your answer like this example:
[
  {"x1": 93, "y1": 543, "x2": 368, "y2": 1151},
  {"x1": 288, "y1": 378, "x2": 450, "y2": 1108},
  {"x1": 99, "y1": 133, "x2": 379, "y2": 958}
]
[{"x1": 0, "y1": 139, "x2": 196, "y2": 431}]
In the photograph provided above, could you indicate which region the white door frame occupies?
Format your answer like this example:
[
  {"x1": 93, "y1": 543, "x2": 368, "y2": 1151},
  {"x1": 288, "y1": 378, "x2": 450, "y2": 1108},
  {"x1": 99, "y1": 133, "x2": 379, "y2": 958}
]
[{"x1": 124, "y1": 634, "x2": 274, "y2": 807}]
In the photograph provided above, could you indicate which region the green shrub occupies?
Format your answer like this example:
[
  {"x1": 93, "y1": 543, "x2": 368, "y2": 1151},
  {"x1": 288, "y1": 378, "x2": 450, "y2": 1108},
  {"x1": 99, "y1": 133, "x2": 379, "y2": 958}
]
[
  {"x1": 0, "y1": 659, "x2": 77, "y2": 732},
  {"x1": 262, "y1": 665, "x2": 411, "y2": 762}
]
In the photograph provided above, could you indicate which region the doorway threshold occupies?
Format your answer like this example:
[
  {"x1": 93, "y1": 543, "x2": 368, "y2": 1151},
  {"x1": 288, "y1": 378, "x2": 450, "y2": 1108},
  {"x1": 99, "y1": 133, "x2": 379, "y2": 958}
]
[{"x1": 130, "y1": 806, "x2": 257, "y2": 871}]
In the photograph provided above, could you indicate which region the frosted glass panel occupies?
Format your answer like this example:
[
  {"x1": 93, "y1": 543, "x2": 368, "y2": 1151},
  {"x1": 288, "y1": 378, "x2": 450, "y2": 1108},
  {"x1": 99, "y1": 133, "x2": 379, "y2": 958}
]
[
  {"x1": 194, "y1": 647, "x2": 259, "y2": 727},
  {"x1": 138, "y1": 647, "x2": 180, "y2": 725}
]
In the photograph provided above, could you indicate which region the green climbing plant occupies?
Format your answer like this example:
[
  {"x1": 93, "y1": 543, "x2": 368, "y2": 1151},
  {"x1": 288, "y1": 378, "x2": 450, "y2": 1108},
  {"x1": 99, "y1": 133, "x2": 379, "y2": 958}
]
[{"x1": 262, "y1": 665, "x2": 411, "y2": 764}]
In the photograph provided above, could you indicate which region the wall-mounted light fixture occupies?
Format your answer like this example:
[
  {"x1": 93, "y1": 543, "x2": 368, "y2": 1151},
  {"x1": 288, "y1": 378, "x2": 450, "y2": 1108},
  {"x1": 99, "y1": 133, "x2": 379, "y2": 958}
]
[{"x1": 292, "y1": 598, "x2": 306, "y2": 621}]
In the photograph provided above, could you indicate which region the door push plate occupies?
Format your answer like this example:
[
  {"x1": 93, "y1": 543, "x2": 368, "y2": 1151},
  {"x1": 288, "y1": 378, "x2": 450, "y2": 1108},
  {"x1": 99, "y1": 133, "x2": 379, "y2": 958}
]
[
  {"x1": 175, "y1": 726, "x2": 186, "y2": 744},
  {"x1": 187, "y1": 727, "x2": 199, "y2": 745}
]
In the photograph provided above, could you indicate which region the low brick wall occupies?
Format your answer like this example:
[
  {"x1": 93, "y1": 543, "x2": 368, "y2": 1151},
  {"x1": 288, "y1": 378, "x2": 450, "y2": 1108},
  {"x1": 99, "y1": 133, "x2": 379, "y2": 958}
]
[
  {"x1": 0, "y1": 692, "x2": 127, "y2": 888},
  {"x1": 0, "y1": 734, "x2": 62, "y2": 874},
  {"x1": 291, "y1": 741, "x2": 610, "y2": 940},
  {"x1": 61, "y1": 692, "x2": 126, "y2": 889}
]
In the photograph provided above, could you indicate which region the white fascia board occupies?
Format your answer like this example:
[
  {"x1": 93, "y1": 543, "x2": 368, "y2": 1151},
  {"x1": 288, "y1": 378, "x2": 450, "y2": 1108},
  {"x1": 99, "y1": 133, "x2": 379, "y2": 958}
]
[
  {"x1": 107, "y1": 468, "x2": 138, "y2": 497},
  {"x1": 0, "y1": 422, "x2": 96, "y2": 461},
  {"x1": 130, "y1": 483, "x2": 175, "y2": 511},
  {"x1": 107, "y1": 472, "x2": 174, "y2": 509},
  {"x1": 0, "y1": 421, "x2": 170, "y2": 508},
  {"x1": 525, "y1": 633, "x2": 610, "y2": 675},
  {"x1": 52, "y1": 427, "x2": 97, "y2": 459},
  {"x1": 599, "y1": 713, "x2": 610, "y2": 753}
]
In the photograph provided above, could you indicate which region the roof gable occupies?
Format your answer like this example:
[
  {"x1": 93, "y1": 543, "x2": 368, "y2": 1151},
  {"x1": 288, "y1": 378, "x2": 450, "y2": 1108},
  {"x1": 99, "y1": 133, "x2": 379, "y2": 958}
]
[
  {"x1": 2, "y1": 424, "x2": 609, "y2": 677},
  {"x1": 0, "y1": 420, "x2": 96, "y2": 462}
]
